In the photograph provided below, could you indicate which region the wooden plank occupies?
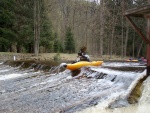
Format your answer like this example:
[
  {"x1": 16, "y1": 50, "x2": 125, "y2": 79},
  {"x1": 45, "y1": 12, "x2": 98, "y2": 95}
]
[{"x1": 124, "y1": 4, "x2": 150, "y2": 17}]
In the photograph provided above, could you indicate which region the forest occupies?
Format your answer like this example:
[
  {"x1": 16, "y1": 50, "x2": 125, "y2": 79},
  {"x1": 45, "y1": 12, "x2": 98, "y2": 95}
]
[{"x1": 0, "y1": 0, "x2": 148, "y2": 58}]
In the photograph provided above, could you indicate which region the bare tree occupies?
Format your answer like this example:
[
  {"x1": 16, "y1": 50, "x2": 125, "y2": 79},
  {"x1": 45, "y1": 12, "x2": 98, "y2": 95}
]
[
  {"x1": 99, "y1": 0, "x2": 104, "y2": 57},
  {"x1": 34, "y1": 0, "x2": 40, "y2": 56},
  {"x1": 124, "y1": 23, "x2": 129, "y2": 57}
]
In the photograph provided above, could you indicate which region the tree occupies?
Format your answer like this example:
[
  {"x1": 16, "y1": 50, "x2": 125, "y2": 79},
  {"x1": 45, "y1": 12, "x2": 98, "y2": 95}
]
[
  {"x1": 34, "y1": 0, "x2": 41, "y2": 56},
  {"x1": 40, "y1": 12, "x2": 54, "y2": 52},
  {"x1": 0, "y1": 0, "x2": 16, "y2": 52},
  {"x1": 65, "y1": 27, "x2": 75, "y2": 53},
  {"x1": 15, "y1": 0, "x2": 34, "y2": 53},
  {"x1": 0, "y1": 0, "x2": 148, "y2": 57},
  {"x1": 99, "y1": 0, "x2": 104, "y2": 57},
  {"x1": 54, "y1": 32, "x2": 61, "y2": 52}
]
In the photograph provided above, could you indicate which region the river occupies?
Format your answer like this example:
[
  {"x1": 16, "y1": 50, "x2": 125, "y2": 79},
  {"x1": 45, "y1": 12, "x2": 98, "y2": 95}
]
[{"x1": 0, "y1": 61, "x2": 149, "y2": 113}]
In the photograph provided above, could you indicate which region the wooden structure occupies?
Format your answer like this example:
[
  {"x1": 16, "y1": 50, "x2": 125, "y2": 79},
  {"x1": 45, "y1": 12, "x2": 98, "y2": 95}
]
[{"x1": 124, "y1": 4, "x2": 150, "y2": 77}]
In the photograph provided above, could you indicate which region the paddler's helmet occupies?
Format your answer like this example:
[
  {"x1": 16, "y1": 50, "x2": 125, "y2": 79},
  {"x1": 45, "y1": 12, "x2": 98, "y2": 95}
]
[{"x1": 80, "y1": 46, "x2": 87, "y2": 52}]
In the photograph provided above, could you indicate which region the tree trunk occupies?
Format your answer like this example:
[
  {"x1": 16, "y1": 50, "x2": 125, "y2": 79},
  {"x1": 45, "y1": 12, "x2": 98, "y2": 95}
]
[
  {"x1": 124, "y1": 23, "x2": 129, "y2": 57},
  {"x1": 121, "y1": 15, "x2": 124, "y2": 58},
  {"x1": 85, "y1": 1, "x2": 88, "y2": 47},
  {"x1": 99, "y1": 0, "x2": 104, "y2": 57},
  {"x1": 121, "y1": 0, "x2": 126, "y2": 58},
  {"x1": 137, "y1": 41, "x2": 143, "y2": 57},
  {"x1": 110, "y1": 13, "x2": 115, "y2": 58},
  {"x1": 132, "y1": 32, "x2": 135, "y2": 57},
  {"x1": 34, "y1": 0, "x2": 40, "y2": 57},
  {"x1": 17, "y1": 44, "x2": 22, "y2": 53}
]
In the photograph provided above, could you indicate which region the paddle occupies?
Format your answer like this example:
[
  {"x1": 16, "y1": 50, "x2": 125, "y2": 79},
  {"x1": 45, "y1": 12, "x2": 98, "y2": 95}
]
[
  {"x1": 60, "y1": 55, "x2": 80, "y2": 68},
  {"x1": 72, "y1": 56, "x2": 80, "y2": 64}
]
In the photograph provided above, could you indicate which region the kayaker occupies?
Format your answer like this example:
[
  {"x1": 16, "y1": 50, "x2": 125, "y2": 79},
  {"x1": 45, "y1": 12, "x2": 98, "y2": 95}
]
[
  {"x1": 129, "y1": 56, "x2": 133, "y2": 61},
  {"x1": 76, "y1": 46, "x2": 90, "y2": 62}
]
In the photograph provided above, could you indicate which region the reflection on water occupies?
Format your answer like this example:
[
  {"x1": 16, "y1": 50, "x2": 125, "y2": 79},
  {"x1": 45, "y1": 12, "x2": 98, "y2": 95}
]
[{"x1": 0, "y1": 61, "x2": 149, "y2": 113}]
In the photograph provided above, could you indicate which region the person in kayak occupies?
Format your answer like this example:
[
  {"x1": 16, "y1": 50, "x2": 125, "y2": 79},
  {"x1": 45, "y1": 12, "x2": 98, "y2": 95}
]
[{"x1": 76, "y1": 46, "x2": 90, "y2": 62}]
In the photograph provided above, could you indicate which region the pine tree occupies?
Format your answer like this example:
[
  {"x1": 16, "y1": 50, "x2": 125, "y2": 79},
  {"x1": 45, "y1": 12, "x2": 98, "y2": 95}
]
[
  {"x1": 40, "y1": 9, "x2": 54, "y2": 52},
  {"x1": 54, "y1": 32, "x2": 60, "y2": 52},
  {"x1": 65, "y1": 27, "x2": 75, "y2": 53},
  {"x1": 0, "y1": 0, "x2": 16, "y2": 51}
]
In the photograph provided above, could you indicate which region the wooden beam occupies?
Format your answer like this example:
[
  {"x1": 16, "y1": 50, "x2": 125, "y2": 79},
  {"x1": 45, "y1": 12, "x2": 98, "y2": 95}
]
[
  {"x1": 147, "y1": 14, "x2": 150, "y2": 76},
  {"x1": 125, "y1": 15, "x2": 150, "y2": 44},
  {"x1": 124, "y1": 4, "x2": 150, "y2": 17},
  {"x1": 147, "y1": 45, "x2": 150, "y2": 76},
  {"x1": 144, "y1": 14, "x2": 150, "y2": 18}
]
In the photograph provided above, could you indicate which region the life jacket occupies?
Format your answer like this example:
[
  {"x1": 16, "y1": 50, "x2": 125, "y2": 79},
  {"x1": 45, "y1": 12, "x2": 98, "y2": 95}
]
[{"x1": 78, "y1": 51, "x2": 90, "y2": 61}]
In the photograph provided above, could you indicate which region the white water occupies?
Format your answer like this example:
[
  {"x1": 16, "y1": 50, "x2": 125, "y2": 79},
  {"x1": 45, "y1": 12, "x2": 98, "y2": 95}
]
[
  {"x1": 103, "y1": 62, "x2": 144, "y2": 67},
  {"x1": 76, "y1": 74, "x2": 150, "y2": 113},
  {"x1": 137, "y1": 76, "x2": 150, "y2": 113},
  {"x1": 0, "y1": 61, "x2": 149, "y2": 113}
]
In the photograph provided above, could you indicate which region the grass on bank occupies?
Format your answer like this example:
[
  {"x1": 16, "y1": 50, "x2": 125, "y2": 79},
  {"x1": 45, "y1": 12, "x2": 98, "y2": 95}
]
[{"x1": 0, "y1": 52, "x2": 129, "y2": 61}]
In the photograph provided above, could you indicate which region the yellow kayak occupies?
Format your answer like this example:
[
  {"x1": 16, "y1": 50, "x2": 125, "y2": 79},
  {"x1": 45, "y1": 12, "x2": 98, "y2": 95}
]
[{"x1": 66, "y1": 61, "x2": 103, "y2": 71}]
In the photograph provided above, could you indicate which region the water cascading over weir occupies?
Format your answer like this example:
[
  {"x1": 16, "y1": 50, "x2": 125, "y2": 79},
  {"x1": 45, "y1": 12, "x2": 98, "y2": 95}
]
[{"x1": 0, "y1": 60, "x2": 148, "y2": 113}]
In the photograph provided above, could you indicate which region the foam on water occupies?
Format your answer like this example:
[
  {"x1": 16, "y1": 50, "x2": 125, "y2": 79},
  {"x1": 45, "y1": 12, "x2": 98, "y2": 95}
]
[
  {"x1": 103, "y1": 62, "x2": 141, "y2": 67},
  {"x1": 0, "y1": 62, "x2": 3, "y2": 65},
  {"x1": 0, "y1": 61, "x2": 148, "y2": 113},
  {"x1": 0, "y1": 73, "x2": 27, "y2": 80},
  {"x1": 91, "y1": 67, "x2": 139, "y2": 76},
  {"x1": 0, "y1": 69, "x2": 9, "y2": 73},
  {"x1": 76, "y1": 70, "x2": 150, "y2": 113}
]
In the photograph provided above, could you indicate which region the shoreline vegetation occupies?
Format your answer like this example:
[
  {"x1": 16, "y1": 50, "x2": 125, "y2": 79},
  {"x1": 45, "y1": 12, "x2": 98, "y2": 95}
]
[{"x1": 0, "y1": 52, "x2": 129, "y2": 62}]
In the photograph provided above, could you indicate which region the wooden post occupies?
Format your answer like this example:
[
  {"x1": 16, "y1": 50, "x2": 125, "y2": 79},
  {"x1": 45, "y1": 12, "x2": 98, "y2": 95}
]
[
  {"x1": 147, "y1": 15, "x2": 150, "y2": 76},
  {"x1": 147, "y1": 0, "x2": 150, "y2": 76}
]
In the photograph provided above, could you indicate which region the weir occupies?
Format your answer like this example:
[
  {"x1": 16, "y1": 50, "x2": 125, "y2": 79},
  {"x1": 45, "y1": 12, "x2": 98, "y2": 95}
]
[{"x1": 0, "y1": 61, "x2": 147, "y2": 113}]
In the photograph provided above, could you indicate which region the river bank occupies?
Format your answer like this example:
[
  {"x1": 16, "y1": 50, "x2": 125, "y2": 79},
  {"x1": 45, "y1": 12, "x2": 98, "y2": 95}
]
[
  {"x1": 0, "y1": 52, "x2": 129, "y2": 62},
  {"x1": 0, "y1": 52, "x2": 76, "y2": 61}
]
